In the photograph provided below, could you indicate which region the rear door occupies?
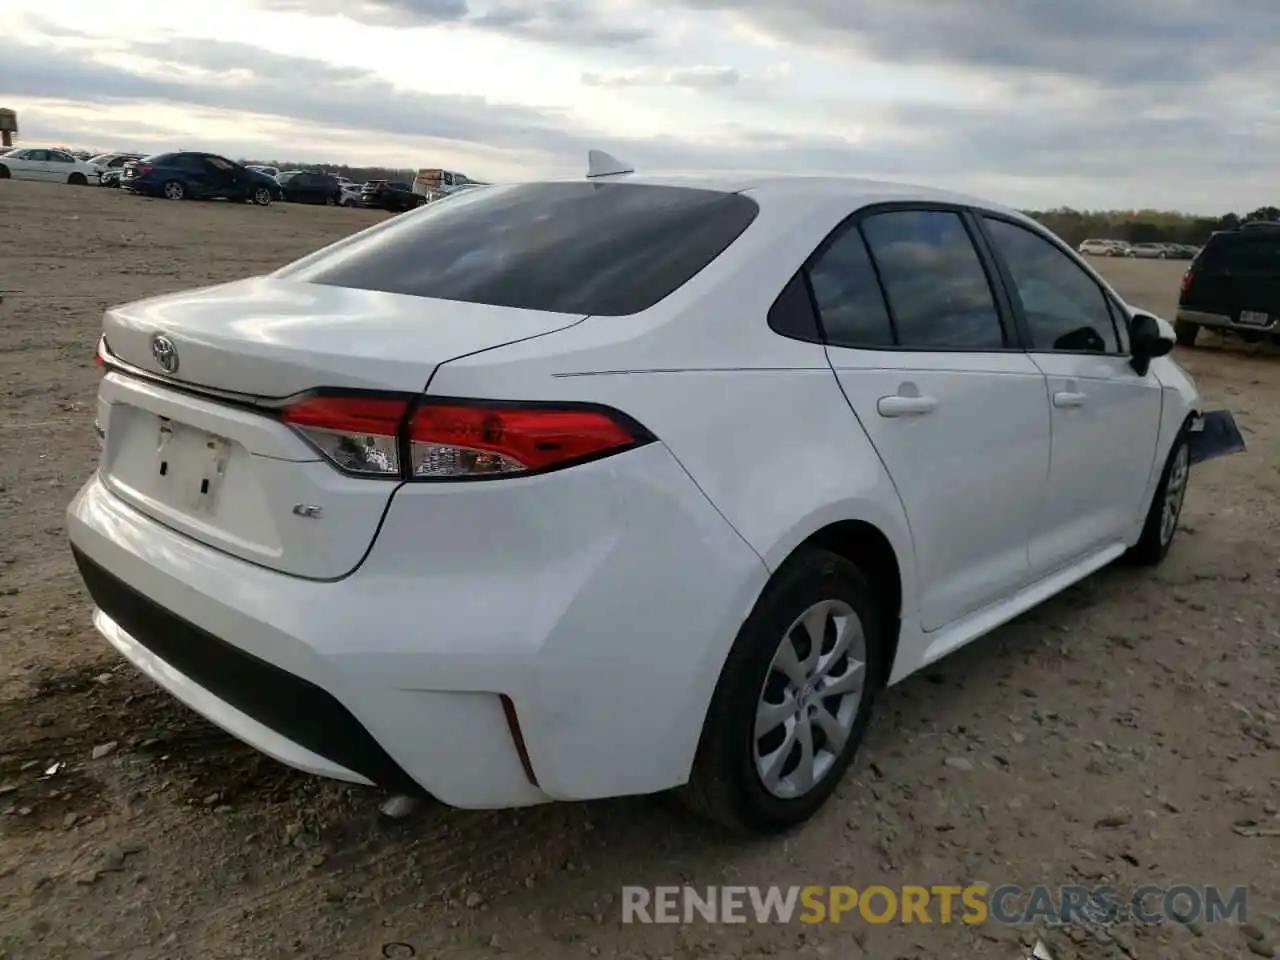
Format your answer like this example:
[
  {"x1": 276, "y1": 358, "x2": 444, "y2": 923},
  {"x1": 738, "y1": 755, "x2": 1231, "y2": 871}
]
[
  {"x1": 817, "y1": 206, "x2": 1051, "y2": 632},
  {"x1": 22, "y1": 149, "x2": 53, "y2": 181},
  {"x1": 1183, "y1": 231, "x2": 1280, "y2": 328},
  {"x1": 977, "y1": 214, "x2": 1161, "y2": 574}
]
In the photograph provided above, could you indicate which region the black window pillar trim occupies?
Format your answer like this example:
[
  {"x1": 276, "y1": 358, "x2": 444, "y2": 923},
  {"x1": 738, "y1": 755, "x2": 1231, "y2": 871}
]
[{"x1": 964, "y1": 211, "x2": 1034, "y2": 351}]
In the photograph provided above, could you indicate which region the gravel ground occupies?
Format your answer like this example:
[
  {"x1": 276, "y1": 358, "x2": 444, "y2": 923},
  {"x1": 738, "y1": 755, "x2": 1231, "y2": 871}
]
[{"x1": 1, "y1": 179, "x2": 1277, "y2": 960}]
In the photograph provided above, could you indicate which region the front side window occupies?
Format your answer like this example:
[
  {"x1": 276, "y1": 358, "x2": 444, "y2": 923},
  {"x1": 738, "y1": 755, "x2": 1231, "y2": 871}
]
[
  {"x1": 983, "y1": 217, "x2": 1120, "y2": 353},
  {"x1": 278, "y1": 182, "x2": 760, "y2": 316},
  {"x1": 859, "y1": 210, "x2": 1006, "y2": 349},
  {"x1": 26, "y1": 150, "x2": 49, "y2": 162},
  {"x1": 48, "y1": 151, "x2": 74, "y2": 163}
]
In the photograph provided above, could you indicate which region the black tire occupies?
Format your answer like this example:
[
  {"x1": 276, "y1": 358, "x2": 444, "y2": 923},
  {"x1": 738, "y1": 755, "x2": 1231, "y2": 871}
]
[
  {"x1": 0, "y1": 163, "x2": 9, "y2": 179},
  {"x1": 1126, "y1": 425, "x2": 1192, "y2": 567},
  {"x1": 678, "y1": 548, "x2": 885, "y2": 834},
  {"x1": 1174, "y1": 321, "x2": 1199, "y2": 347},
  {"x1": 68, "y1": 172, "x2": 87, "y2": 186}
]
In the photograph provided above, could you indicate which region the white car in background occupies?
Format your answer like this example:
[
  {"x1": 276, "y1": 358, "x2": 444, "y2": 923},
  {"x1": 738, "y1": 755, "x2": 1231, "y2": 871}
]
[
  {"x1": 0, "y1": 147, "x2": 100, "y2": 184},
  {"x1": 90, "y1": 153, "x2": 146, "y2": 187},
  {"x1": 1078, "y1": 238, "x2": 1127, "y2": 257},
  {"x1": 339, "y1": 182, "x2": 362, "y2": 207},
  {"x1": 70, "y1": 151, "x2": 1207, "y2": 835}
]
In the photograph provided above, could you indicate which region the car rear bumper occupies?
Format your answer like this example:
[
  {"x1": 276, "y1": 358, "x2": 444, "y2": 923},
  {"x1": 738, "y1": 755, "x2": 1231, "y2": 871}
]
[
  {"x1": 66, "y1": 443, "x2": 766, "y2": 807},
  {"x1": 1177, "y1": 308, "x2": 1279, "y2": 332}
]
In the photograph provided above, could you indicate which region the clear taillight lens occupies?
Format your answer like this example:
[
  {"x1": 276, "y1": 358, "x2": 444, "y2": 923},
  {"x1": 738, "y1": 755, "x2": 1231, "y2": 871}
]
[{"x1": 281, "y1": 395, "x2": 405, "y2": 478}]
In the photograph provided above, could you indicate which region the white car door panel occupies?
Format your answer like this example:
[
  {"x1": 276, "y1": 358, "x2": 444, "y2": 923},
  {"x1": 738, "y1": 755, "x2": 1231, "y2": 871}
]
[
  {"x1": 2, "y1": 149, "x2": 38, "y2": 180},
  {"x1": 830, "y1": 355, "x2": 1051, "y2": 632},
  {"x1": 979, "y1": 215, "x2": 1163, "y2": 574},
  {"x1": 1028, "y1": 354, "x2": 1162, "y2": 569},
  {"x1": 811, "y1": 207, "x2": 1051, "y2": 633}
]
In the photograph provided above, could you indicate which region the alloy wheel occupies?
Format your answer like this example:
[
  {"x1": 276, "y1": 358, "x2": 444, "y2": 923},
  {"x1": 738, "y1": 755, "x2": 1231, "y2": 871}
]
[{"x1": 1160, "y1": 443, "x2": 1190, "y2": 547}]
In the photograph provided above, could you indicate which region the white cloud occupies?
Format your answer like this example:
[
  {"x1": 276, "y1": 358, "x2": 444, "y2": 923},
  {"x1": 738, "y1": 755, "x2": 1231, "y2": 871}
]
[{"x1": 1, "y1": 0, "x2": 1276, "y2": 211}]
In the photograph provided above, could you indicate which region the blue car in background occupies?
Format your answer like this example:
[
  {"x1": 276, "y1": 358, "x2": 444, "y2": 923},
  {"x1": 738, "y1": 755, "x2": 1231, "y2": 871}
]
[{"x1": 120, "y1": 152, "x2": 282, "y2": 205}]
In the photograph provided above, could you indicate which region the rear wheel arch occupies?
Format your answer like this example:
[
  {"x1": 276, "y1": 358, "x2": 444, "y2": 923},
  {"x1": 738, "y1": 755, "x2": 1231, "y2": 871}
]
[{"x1": 787, "y1": 519, "x2": 903, "y2": 688}]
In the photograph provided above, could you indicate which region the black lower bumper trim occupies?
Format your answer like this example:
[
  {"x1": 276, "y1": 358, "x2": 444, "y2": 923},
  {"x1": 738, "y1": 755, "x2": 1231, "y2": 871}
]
[{"x1": 70, "y1": 545, "x2": 424, "y2": 795}]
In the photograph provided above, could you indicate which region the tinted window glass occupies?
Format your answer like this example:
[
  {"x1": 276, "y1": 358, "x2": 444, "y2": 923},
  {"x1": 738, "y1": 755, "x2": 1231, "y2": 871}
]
[
  {"x1": 807, "y1": 227, "x2": 894, "y2": 347},
  {"x1": 279, "y1": 182, "x2": 760, "y2": 316},
  {"x1": 27, "y1": 150, "x2": 49, "y2": 161},
  {"x1": 983, "y1": 217, "x2": 1119, "y2": 353},
  {"x1": 1200, "y1": 233, "x2": 1280, "y2": 275},
  {"x1": 859, "y1": 210, "x2": 1005, "y2": 349}
]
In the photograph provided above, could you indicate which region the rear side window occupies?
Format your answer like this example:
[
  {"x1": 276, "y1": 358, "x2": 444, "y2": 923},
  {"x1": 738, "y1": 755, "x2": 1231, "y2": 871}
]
[
  {"x1": 280, "y1": 182, "x2": 760, "y2": 316},
  {"x1": 807, "y1": 227, "x2": 895, "y2": 347},
  {"x1": 859, "y1": 210, "x2": 1006, "y2": 349}
]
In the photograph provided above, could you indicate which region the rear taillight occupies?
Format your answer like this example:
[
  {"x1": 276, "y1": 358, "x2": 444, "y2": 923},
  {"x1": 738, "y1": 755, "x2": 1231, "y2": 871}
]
[
  {"x1": 95, "y1": 335, "x2": 106, "y2": 367},
  {"x1": 1181, "y1": 268, "x2": 1193, "y2": 294},
  {"x1": 135, "y1": 165, "x2": 152, "y2": 177},
  {"x1": 281, "y1": 395, "x2": 406, "y2": 478},
  {"x1": 280, "y1": 393, "x2": 650, "y2": 480}
]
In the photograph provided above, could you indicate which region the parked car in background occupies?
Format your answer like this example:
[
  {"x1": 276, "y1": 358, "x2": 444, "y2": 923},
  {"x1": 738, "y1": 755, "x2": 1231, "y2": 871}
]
[
  {"x1": 121, "y1": 153, "x2": 282, "y2": 204},
  {"x1": 247, "y1": 165, "x2": 279, "y2": 178},
  {"x1": 360, "y1": 179, "x2": 425, "y2": 212},
  {"x1": 1078, "y1": 239, "x2": 1127, "y2": 257},
  {"x1": 1177, "y1": 221, "x2": 1280, "y2": 346},
  {"x1": 90, "y1": 153, "x2": 146, "y2": 187},
  {"x1": 277, "y1": 170, "x2": 343, "y2": 205},
  {"x1": 70, "y1": 159, "x2": 1207, "y2": 835},
  {"x1": 1167, "y1": 244, "x2": 1198, "y2": 260},
  {"x1": 339, "y1": 182, "x2": 362, "y2": 207},
  {"x1": 1130, "y1": 242, "x2": 1174, "y2": 259},
  {"x1": 0, "y1": 147, "x2": 100, "y2": 184}
]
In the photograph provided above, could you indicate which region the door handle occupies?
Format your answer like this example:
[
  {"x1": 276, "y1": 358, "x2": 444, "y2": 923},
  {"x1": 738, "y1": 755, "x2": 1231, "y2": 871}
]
[
  {"x1": 1052, "y1": 391, "x2": 1087, "y2": 408},
  {"x1": 877, "y1": 395, "x2": 938, "y2": 417}
]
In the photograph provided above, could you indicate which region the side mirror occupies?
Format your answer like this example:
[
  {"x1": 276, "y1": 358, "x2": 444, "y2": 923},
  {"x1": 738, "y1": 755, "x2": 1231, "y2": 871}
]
[{"x1": 1129, "y1": 311, "x2": 1175, "y2": 375}]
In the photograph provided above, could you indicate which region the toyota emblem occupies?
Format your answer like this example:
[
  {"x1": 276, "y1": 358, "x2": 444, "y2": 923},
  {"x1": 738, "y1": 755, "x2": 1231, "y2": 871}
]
[{"x1": 151, "y1": 334, "x2": 179, "y2": 374}]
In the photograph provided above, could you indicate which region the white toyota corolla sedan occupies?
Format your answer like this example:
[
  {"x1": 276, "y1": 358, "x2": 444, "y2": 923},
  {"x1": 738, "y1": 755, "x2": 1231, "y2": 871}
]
[{"x1": 67, "y1": 153, "x2": 1202, "y2": 833}]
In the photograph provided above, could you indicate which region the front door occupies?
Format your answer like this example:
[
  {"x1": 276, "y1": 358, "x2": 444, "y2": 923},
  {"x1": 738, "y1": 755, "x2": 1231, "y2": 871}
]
[
  {"x1": 977, "y1": 215, "x2": 1162, "y2": 575},
  {"x1": 201, "y1": 156, "x2": 240, "y2": 198},
  {"x1": 813, "y1": 207, "x2": 1051, "y2": 633}
]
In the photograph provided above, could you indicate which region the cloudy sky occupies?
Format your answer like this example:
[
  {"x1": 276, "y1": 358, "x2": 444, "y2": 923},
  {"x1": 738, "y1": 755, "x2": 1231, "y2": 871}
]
[{"x1": 2, "y1": 0, "x2": 1277, "y2": 212}]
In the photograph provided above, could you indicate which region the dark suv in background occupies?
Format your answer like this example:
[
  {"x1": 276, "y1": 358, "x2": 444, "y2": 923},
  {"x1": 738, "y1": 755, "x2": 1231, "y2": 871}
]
[
  {"x1": 1177, "y1": 221, "x2": 1280, "y2": 346},
  {"x1": 360, "y1": 180, "x2": 424, "y2": 213},
  {"x1": 277, "y1": 170, "x2": 342, "y2": 205},
  {"x1": 120, "y1": 153, "x2": 282, "y2": 204}
]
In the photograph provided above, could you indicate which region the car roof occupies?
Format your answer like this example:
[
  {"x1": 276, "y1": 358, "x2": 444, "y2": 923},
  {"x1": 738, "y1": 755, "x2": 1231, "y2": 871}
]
[{"x1": 516, "y1": 171, "x2": 1027, "y2": 220}]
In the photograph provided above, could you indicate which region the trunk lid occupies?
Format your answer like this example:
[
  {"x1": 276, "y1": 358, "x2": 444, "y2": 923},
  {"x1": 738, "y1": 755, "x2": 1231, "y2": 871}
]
[
  {"x1": 96, "y1": 277, "x2": 586, "y2": 578},
  {"x1": 101, "y1": 276, "x2": 586, "y2": 397}
]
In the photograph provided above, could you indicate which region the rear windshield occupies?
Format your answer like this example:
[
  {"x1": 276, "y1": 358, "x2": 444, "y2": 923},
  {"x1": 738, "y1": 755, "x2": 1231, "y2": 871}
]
[
  {"x1": 277, "y1": 182, "x2": 759, "y2": 316},
  {"x1": 1198, "y1": 232, "x2": 1280, "y2": 275}
]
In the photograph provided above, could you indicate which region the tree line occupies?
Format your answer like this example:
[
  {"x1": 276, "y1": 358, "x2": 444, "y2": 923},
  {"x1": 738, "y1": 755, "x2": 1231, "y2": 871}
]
[{"x1": 1023, "y1": 206, "x2": 1280, "y2": 247}]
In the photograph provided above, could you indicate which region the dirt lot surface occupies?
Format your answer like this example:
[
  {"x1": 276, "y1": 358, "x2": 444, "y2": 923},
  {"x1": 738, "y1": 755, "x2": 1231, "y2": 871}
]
[{"x1": 1, "y1": 179, "x2": 1278, "y2": 960}]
